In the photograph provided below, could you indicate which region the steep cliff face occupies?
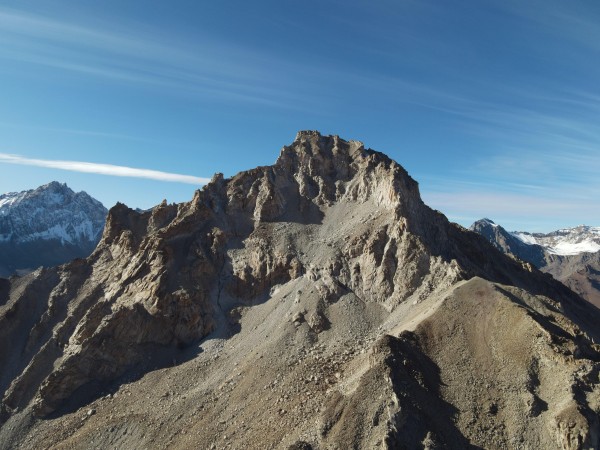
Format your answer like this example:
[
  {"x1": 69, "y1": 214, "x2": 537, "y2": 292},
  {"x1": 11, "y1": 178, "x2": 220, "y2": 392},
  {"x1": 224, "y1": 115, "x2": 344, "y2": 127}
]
[
  {"x1": 0, "y1": 182, "x2": 107, "y2": 276},
  {"x1": 1, "y1": 132, "x2": 599, "y2": 449}
]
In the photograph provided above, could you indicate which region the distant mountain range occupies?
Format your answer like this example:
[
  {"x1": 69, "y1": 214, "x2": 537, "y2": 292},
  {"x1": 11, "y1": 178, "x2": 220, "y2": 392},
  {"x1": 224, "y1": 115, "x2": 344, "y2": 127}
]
[
  {"x1": 471, "y1": 218, "x2": 600, "y2": 307},
  {"x1": 0, "y1": 181, "x2": 107, "y2": 277},
  {"x1": 511, "y1": 224, "x2": 600, "y2": 256}
]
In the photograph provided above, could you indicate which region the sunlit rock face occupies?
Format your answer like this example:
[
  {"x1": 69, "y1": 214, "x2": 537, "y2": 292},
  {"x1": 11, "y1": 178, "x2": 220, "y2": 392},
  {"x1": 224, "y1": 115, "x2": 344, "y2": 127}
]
[{"x1": 1, "y1": 132, "x2": 599, "y2": 450}]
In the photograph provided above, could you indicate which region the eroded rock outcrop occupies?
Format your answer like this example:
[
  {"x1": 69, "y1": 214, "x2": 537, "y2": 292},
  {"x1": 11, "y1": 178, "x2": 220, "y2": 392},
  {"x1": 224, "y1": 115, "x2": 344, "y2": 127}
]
[{"x1": 1, "y1": 131, "x2": 599, "y2": 450}]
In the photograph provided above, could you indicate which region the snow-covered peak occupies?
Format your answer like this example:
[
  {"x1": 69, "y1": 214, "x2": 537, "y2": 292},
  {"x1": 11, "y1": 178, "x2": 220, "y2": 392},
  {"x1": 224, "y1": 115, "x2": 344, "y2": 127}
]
[
  {"x1": 511, "y1": 226, "x2": 600, "y2": 256},
  {"x1": 0, "y1": 182, "x2": 107, "y2": 245},
  {"x1": 2, "y1": 182, "x2": 71, "y2": 211}
]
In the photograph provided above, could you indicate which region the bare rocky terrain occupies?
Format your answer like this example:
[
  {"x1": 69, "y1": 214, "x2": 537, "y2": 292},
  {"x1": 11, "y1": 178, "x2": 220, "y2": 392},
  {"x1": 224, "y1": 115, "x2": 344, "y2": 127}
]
[{"x1": 1, "y1": 131, "x2": 599, "y2": 449}]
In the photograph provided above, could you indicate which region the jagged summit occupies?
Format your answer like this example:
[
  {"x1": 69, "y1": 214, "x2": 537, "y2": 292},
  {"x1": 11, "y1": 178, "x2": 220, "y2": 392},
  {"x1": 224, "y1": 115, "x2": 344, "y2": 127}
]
[
  {"x1": 293, "y1": 130, "x2": 364, "y2": 148},
  {"x1": 1, "y1": 181, "x2": 91, "y2": 209},
  {"x1": 287, "y1": 130, "x2": 366, "y2": 164},
  {"x1": 1, "y1": 134, "x2": 600, "y2": 449},
  {"x1": 288, "y1": 130, "x2": 388, "y2": 168},
  {"x1": 294, "y1": 129, "x2": 323, "y2": 141},
  {"x1": 37, "y1": 180, "x2": 69, "y2": 192}
]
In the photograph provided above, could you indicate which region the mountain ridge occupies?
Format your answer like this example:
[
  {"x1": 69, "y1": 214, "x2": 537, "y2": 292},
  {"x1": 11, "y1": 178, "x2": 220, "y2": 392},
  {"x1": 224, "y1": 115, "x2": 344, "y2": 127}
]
[
  {"x1": 510, "y1": 223, "x2": 600, "y2": 256},
  {"x1": 1, "y1": 132, "x2": 599, "y2": 449}
]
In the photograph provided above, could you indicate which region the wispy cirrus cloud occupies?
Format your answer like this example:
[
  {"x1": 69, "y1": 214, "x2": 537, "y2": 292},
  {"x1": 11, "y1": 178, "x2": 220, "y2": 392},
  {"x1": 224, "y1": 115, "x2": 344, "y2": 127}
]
[
  {"x1": 0, "y1": 153, "x2": 210, "y2": 185},
  {"x1": 0, "y1": 7, "x2": 315, "y2": 110},
  {"x1": 0, "y1": 121, "x2": 148, "y2": 142}
]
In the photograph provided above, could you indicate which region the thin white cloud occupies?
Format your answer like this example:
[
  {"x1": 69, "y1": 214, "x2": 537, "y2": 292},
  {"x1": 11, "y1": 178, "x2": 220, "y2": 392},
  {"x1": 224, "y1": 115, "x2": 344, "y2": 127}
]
[{"x1": 0, "y1": 153, "x2": 210, "y2": 185}]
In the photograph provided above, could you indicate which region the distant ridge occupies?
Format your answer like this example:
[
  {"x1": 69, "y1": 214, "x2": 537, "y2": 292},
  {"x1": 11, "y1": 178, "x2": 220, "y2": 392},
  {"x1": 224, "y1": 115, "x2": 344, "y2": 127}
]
[
  {"x1": 511, "y1": 225, "x2": 600, "y2": 256},
  {"x1": 0, "y1": 181, "x2": 108, "y2": 277},
  {"x1": 471, "y1": 218, "x2": 600, "y2": 307}
]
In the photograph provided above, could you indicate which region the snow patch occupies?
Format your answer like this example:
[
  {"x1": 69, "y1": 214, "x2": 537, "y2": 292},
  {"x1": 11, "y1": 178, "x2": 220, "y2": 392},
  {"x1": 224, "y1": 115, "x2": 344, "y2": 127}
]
[
  {"x1": 0, "y1": 192, "x2": 26, "y2": 210},
  {"x1": 547, "y1": 240, "x2": 600, "y2": 256},
  {"x1": 511, "y1": 232, "x2": 538, "y2": 246},
  {"x1": 511, "y1": 225, "x2": 600, "y2": 255}
]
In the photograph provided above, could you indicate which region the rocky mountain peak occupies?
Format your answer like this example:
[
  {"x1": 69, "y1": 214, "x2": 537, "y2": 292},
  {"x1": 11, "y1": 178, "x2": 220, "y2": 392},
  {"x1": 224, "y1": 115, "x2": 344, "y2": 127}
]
[
  {"x1": 275, "y1": 131, "x2": 423, "y2": 223},
  {"x1": 40, "y1": 180, "x2": 68, "y2": 191},
  {"x1": 2, "y1": 135, "x2": 599, "y2": 449},
  {"x1": 1, "y1": 181, "x2": 102, "y2": 212},
  {"x1": 283, "y1": 130, "x2": 364, "y2": 171}
]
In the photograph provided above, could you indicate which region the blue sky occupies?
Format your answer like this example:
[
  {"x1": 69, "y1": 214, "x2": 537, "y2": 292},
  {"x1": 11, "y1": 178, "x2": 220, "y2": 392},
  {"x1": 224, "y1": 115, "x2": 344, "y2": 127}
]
[{"x1": 0, "y1": 0, "x2": 599, "y2": 232}]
